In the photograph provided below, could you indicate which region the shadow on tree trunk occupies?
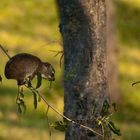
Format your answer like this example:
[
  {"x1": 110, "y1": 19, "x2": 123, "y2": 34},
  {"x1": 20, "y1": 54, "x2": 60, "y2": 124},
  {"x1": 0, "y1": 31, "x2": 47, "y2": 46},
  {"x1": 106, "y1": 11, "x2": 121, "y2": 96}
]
[{"x1": 58, "y1": 0, "x2": 111, "y2": 140}]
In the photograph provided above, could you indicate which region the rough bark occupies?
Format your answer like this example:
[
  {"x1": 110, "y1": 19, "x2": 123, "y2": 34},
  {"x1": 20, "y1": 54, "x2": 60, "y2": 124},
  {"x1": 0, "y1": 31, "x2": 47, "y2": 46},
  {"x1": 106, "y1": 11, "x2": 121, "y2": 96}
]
[{"x1": 58, "y1": 0, "x2": 111, "y2": 140}]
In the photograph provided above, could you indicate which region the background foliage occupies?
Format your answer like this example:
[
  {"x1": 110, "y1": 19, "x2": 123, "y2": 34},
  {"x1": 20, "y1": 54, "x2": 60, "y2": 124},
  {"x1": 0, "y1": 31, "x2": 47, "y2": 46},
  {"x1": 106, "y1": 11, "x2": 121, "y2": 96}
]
[{"x1": 0, "y1": 0, "x2": 140, "y2": 139}]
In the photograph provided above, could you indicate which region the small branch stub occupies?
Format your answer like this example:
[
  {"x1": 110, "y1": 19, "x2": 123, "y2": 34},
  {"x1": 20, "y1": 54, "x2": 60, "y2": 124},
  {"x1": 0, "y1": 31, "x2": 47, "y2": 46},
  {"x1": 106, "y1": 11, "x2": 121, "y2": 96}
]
[{"x1": 0, "y1": 44, "x2": 11, "y2": 59}]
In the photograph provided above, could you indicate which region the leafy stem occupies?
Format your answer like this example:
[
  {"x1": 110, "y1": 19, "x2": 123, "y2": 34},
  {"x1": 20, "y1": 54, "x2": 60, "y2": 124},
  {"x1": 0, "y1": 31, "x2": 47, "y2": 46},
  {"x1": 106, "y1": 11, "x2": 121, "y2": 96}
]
[{"x1": 25, "y1": 84, "x2": 103, "y2": 137}]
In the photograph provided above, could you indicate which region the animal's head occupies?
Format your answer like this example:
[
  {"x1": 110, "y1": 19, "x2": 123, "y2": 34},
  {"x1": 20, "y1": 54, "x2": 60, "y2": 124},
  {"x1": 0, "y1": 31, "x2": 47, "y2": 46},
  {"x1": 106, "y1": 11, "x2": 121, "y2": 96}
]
[{"x1": 41, "y1": 62, "x2": 55, "y2": 81}]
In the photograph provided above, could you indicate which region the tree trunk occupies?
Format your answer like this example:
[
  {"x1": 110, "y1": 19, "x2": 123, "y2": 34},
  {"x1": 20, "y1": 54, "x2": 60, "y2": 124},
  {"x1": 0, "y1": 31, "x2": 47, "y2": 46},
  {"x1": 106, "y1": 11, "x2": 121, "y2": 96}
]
[
  {"x1": 106, "y1": 0, "x2": 119, "y2": 102},
  {"x1": 58, "y1": 0, "x2": 111, "y2": 140}
]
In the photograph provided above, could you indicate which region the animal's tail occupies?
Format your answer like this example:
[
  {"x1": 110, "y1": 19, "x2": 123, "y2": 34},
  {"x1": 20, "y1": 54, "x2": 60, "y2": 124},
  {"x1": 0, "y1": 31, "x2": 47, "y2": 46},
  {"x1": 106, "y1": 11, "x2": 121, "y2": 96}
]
[{"x1": 0, "y1": 44, "x2": 11, "y2": 59}]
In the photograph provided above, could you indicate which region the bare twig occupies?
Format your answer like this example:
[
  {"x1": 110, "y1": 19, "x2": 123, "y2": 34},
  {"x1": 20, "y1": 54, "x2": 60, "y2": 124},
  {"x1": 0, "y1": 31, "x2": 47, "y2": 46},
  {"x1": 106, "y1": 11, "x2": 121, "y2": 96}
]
[
  {"x1": 0, "y1": 44, "x2": 11, "y2": 59},
  {"x1": 50, "y1": 50, "x2": 64, "y2": 67},
  {"x1": 132, "y1": 81, "x2": 140, "y2": 86},
  {"x1": 59, "y1": 53, "x2": 64, "y2": 67},
  {"x1": 26, "y1": 85, "x2": 103, "y2": 137},
  {"x1": 40, "y1": 40, "x2": 62, "y2": 47}
]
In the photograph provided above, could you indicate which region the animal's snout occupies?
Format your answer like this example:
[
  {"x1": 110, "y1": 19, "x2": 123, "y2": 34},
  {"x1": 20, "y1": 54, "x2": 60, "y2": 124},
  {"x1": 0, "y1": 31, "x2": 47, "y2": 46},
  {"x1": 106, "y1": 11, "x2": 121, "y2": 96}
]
[{"x1": 47, "y1": 74, "x2": 55, "y2": 81}]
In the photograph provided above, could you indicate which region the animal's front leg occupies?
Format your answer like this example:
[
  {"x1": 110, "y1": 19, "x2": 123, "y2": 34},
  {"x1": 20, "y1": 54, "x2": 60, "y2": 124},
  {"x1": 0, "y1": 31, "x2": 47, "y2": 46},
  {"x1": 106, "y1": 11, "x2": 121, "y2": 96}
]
[
  {"x1": 25, "y1": 73, "x2": 36, "y2": 87},
  {"x1": 16, "y1": 85, "x2": 24, "y2": 104},
  {"x1": 24, "y1": 77, "x2": 32, "y2": 87}
]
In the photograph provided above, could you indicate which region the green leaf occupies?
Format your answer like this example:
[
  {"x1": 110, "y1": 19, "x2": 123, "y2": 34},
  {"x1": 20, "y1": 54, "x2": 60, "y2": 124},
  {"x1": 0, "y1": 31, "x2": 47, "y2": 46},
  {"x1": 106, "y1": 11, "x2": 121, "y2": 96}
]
[
  {"x1": 53, "y1": 121, "x2": 67, "y2": 132},
  {"x1": 32, "y1": 91, "x2": 37, "y2": 109},
  {"x1": 36, "y1": 73, "x2": 42, "y2": 89},
  {"x1": 108, "y1": 121, "x2": 121, "y2": 136},
  {"x1": 100, "y1": 100, "x2": 110, "y2": 117}
]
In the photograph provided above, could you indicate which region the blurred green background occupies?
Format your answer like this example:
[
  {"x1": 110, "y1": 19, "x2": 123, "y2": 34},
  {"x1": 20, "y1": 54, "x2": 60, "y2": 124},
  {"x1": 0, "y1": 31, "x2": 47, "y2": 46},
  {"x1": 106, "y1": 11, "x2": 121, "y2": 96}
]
[{"x1": 0, "y1": 0, "x2": 140, "y2": 140}]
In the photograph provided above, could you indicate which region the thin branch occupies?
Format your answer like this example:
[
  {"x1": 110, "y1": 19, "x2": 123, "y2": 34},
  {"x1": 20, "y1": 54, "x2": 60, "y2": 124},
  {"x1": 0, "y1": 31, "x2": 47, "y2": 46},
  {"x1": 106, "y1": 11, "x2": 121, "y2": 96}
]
[
  {"x1": 0, "y1": 43, "x2": 102, "y2": 137},
  {"x1": 132, "y1": 81, "x2": 140, "y2": 86},
  {"x1": 50, "y1": 50, "x2": 64, "y2": 67},
  {"x1": 40, "y1": 40, "x2": 62, "y2": 47},
  {"x1": 26, "y1": 85, "x2": 103, "y2": 137},
  {"x1": 0, "y1": 44, "x2": 11, "y2": 59},
  {"x1": 59, "y1": 53, "x2": 64, "y2": 67}
]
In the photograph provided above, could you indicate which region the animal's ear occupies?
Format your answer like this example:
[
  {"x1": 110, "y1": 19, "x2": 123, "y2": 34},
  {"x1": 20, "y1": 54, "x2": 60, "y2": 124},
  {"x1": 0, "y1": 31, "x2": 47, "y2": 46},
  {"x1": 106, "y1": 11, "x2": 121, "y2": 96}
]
[
  {"x1": 43, "y1": 62, "x2": 51, "y2": 67},
  {"x1": 43, "y1": 62, "x2": 55, "y2": 73}
]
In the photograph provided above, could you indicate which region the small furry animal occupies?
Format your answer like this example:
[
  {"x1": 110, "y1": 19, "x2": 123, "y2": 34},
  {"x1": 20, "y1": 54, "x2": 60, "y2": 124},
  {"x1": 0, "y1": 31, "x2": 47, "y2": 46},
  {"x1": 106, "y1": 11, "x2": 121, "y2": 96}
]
[{"x1": 5, "y1": 53, "x2": 55, "y2": 85}]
